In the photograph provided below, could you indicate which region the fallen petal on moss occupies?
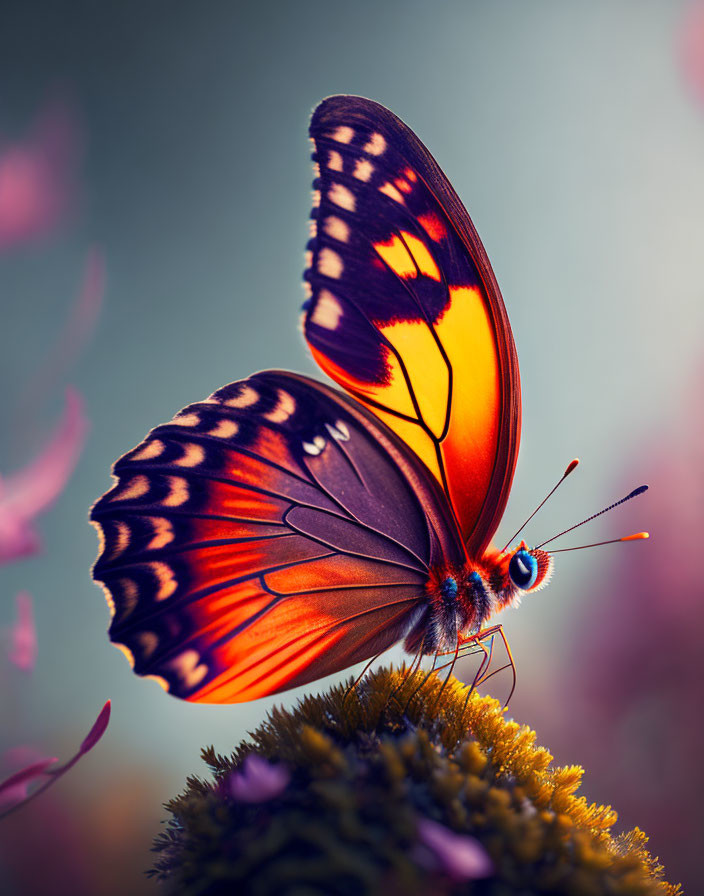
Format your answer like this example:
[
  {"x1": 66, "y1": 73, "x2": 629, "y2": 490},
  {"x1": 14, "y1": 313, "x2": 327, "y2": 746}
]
[
  {"x1": 416, "y1": 817, "x2": 493, "y2": 880},
  {"x1": 151, "y1": 667, "x2": 682, "y2": 896},
  {"x1": 229, "y1": 755, "x2": 290, "y2": 803}
]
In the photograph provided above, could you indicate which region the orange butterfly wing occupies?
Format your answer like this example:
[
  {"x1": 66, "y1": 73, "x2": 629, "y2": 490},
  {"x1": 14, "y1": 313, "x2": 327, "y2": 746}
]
[{"x1": 304, "y1": 96, "x2": 521, "y2": 557}]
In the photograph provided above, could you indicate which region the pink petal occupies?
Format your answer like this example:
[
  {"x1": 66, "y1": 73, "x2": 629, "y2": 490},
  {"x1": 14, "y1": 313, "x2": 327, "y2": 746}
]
[
  {"x1": 0, "y1": 757, "x2": 57, "y2": 809},
  {"x1": 78, "y1": 700, "x2": 111, "y2": 754},
  {"x1": 0, "y1": 388, "x2": 87, "y2": 565},
  {"x1": 417, "y1": 818, "x2": 494, "y2": 881},
  {"x1": 0, "y1": 746, "x2": 52, "y2": 808},
  {"x1": 0, "y1": 99, "x2": 81, "y2": 251},
  {"x1": 65, "y1": 249, "x2": 105, "y2": 360},
  {"x1": 230, "y1": 755, "x2": 290, "y2": 803},
  {"x1": 7, "y1": 592, "x2": 37, "y2": 672},
  {"x1": 681, "y1": 1, "x2": 704, "y2": 107},
  {"x1": 0, "y1": 513, "x2": 39, "y2": 565}
]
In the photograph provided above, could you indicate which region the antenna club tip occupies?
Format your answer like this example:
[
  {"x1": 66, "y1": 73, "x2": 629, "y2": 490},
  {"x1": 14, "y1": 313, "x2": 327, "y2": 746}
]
[
  {"x1": 629, "y1": 485, "x2": 649, "y2": 498},
  {"x1": 623, "y1": 531, "x2": 649, "y2": 542},
  {"x1": 564, "y1": 458, "x2": 580, "y2": 476}
]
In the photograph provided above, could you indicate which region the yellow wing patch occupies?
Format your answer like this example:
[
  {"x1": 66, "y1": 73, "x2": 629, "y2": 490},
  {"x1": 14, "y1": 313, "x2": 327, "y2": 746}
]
[
  {"x1": 436, "y1": 286, "x2": 500, "y2": 533},
  {"x1": 379, "y1": 317, "x2": 448, "y2": 437},
  {"x1": 373, "y1": 231, "x2": 441, "y2": 281}
]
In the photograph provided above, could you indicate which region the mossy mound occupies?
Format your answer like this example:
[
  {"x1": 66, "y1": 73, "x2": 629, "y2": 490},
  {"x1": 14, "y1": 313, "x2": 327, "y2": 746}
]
[{"x1": 151, "y1": 667, "x2": 681, "y2": 896}]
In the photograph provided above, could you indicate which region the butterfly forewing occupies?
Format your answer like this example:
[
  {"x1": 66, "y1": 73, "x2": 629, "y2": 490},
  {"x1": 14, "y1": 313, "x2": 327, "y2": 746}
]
[
  {"x1": 304, "y1": 96, "x2": 521, "y2": 556},
  {"x1": 91, "y1": 371, "x2": 462, "y2": 702}
]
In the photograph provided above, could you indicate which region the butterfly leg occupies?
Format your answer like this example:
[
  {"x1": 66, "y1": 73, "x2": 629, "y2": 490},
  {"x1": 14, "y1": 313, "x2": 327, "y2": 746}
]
[
  {"x1": 425, "y1": 634, "x2": 490, "y2": 715},
  {"x1": 430, "y1": 625, "x2": 517, "y2": 713},
  {"x1": 428, "y1": 637, "x2": 461, "y2": 715},
  {"x1": 459, "y1": 624, "x2": 517, "y2": 711},
  {"x1": 384, "y1": 642, "x2": 427, "y2": 714},
  {"x1": 458, "y1": 635, "x2": 492, "y2": 717},
  {"x1": 470, "y1": 633, "x2": 493, "y2": 686},
  {"x1": 482, "y1": 625, "x2": 517, "y2": 708},
  {"x1": 400, "y1": 648, "x2": 441, "y2": 715},
  {"x1": 433, "y1": 628, "x2": 494, "y2": 674},
  {"x1": 342, "y1": 649, "x2": 386, "y2": 707}
]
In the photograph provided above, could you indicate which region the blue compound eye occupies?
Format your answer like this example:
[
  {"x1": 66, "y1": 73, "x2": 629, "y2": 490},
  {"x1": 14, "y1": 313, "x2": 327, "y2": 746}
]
[{"x1": 508, "y1": 549, "x2": 538, "y2": 589}]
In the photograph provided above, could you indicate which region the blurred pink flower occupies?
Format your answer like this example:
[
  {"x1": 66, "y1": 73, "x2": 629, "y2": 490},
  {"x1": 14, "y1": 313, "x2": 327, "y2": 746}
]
[
  {"x1": 6, "y1": 592, "x2": 37, "y2": 672},
  {"x1": 0, "y1": 388, "x2": 87, "y2": 565},
  {"x1": 0, "y1": 700, "x2": 111, "y2": 818},
  {"x1": 416, "y1": 817, "x2": 494, "y2": 881},
  {"x1": 0, "y1": 99, "x2": 82, "y2": 250},
  {"x1": 680, "y1": 1, "x2": 704, "y2": 107},
  {"x1": 551, "y1": 368, "x2": 703, "y2": 890},
  {"x1": 229, "y1": 755, "x2": 290, "y2": 803}
]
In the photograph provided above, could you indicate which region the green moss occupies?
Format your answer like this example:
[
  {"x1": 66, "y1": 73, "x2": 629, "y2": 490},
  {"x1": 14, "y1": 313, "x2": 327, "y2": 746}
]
[{"x1": 151, "y1": 667, "x2": 682, "y2": 896}]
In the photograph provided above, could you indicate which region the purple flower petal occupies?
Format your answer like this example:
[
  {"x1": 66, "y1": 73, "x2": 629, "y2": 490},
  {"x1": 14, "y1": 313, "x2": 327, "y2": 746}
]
[
  {"x1": 229, "y1": 756, "x2": 290, "y2": 803},
  {"x1": 417, "y1": 817, "x2": 494, "y2": 881},
  {"x1": 7, "y1": 592, "x2": 37, "y2": 672},
  {"x1": 0, "y1": 757, "x2": 57, "y2": 809},
  {"x1": 78, "y1": 700, "x2": 111, "y2": 755}
]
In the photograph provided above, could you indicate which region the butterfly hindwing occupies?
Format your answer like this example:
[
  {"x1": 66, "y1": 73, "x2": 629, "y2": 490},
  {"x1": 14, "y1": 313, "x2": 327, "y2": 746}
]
[
  {"x1": 91, "y1": 371, "x2": 462, "y2": 703},
  {"x1": 304, "y1": 96, "x2": 521, "y2": 556}
]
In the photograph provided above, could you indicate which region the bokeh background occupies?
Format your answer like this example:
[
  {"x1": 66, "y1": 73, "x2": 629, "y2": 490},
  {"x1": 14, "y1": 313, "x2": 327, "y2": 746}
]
[{"x1": 1, "y1": 1, "x2": 702, "y2": 893}]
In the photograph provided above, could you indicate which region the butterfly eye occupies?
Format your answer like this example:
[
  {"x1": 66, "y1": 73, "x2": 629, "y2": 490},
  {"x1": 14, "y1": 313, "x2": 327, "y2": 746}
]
[{"x1": 508, "y1": 549, "x2": 538, "y2": 590}]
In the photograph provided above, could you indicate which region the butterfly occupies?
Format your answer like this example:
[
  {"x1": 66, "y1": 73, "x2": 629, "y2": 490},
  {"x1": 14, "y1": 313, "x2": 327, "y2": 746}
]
[{"x1": 91, "y1": 96, "x2": 647, "y2": 704}]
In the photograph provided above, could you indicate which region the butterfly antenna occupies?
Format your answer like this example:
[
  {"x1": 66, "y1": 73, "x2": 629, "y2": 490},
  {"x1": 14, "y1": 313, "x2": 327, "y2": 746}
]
[
  {"x1": 536, "y1": 485, "x2": 649, "y2": 549},
  {"x1": 549, "y1": 532, "x2": 649, "y2": 552},
  {"x1": 502, "y1": 458, "x2": 580, "y2": 551}
]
